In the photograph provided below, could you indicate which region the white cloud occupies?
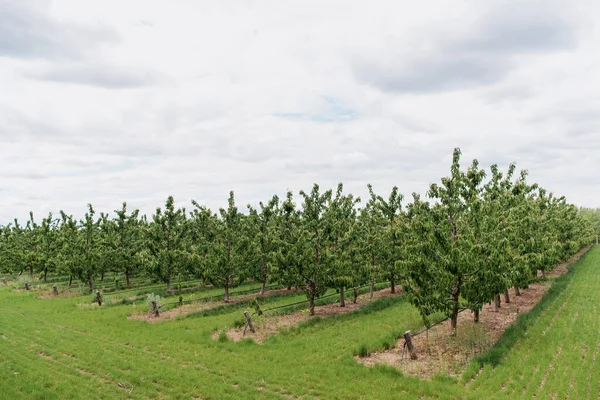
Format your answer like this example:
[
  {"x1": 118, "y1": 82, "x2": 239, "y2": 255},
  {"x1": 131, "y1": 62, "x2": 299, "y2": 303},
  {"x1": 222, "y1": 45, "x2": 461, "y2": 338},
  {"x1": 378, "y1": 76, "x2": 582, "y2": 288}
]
[{"x1": 1, "y1": 0, "x2": 599, "y2": 224}]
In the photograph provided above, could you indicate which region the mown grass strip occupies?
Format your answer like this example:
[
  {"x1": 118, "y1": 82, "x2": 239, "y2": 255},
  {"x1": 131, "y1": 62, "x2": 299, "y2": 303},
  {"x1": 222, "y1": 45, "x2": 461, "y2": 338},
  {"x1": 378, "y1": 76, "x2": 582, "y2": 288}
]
[{"x1": 462, "y1": 247, "x2": 592, "y2": 383}]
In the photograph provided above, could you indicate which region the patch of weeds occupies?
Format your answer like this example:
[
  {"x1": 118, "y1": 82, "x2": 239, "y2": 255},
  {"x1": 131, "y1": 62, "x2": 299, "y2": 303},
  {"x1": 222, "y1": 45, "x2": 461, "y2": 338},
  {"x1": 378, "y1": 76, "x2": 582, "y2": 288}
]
[
  {"x1": 233, "y1": 317, "x2": 246, "y2": 329},
  {"x1": 371, "y1": 364, "x2": 403, "y2": 377},
  {"x1": 356, "y1": 344, "x2": 370, "y2": 357},
  {"x1": 217, "y1": 332, "x2": 229, "y2": 343},
  {"x1": 448, "y1": 322, "x2": 491, "y2": 356}
]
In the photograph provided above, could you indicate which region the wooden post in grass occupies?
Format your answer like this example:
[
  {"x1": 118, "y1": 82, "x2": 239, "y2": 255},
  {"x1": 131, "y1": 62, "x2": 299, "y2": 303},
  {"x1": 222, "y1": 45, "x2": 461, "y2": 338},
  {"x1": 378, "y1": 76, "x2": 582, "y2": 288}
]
[
  {"x1": 403, "y1": 331, "x2": 417, "y2": 360},
  {"x1": 53, "y1": 286, "x2": 58, "y2": 296},
  {"x1": 24, "y1": 282, "x2": 29, "y2": 291},
  {"x1": 151, "y1": 301, "x2": 159, "y2": 317},
  {"x1": 243, "y1": 311, "x2": 255, "y2": 335}
]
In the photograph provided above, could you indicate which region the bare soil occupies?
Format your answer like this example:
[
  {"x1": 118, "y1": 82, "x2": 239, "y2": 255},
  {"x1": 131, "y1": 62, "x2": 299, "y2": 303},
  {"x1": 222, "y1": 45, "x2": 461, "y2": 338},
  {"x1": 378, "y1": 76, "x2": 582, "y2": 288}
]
[
  {"x1": 37, "y1": 290, "x2": 83, "y2": 299},
  {"x1": 356, "y1": 247, "x2": 590, "y2": 379},
  {"x1": 128, "y1": 288, "x2": 299, "y2": 323},
  {"x1": 216, "y1": 287, "x2": 402, "y2": 343}
]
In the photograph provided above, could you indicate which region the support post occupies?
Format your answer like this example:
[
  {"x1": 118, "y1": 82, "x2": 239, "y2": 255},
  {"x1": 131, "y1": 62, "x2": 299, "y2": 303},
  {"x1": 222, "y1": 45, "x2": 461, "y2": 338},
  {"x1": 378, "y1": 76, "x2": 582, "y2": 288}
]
[
  {"x1": 243, "y1": 311, "x2": 255, "y2": 335},
  {"x1": 403, "y1": 330, "x2": 417, "y2": 360}
]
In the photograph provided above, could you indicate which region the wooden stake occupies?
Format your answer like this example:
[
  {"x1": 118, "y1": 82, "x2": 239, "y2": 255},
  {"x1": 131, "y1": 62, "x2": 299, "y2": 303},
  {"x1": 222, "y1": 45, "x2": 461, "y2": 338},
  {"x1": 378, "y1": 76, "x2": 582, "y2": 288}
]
[
  {"x1": 243, "y1": 311, "x2": 255, "y2": 335},
  {"x1": 403, "y1": 330, "x2": 417, "y2": 360}
]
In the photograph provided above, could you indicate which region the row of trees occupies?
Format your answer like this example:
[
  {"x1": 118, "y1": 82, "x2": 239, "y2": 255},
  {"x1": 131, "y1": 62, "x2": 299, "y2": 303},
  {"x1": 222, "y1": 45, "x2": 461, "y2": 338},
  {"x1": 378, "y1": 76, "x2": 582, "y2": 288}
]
[{"x1": 0, "y1": 148, "x2": 595, "y2": 332}]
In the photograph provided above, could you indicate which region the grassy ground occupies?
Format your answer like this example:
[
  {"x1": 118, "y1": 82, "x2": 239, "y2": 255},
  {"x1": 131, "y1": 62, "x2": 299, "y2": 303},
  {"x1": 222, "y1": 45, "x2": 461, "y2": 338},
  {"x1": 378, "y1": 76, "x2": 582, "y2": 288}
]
[
  {"x1": 464, "y1": 246, "x2": 600, "y2": 398},
  {"x1": 0, "y1": 247, "x2": 599, "y2": 399}
]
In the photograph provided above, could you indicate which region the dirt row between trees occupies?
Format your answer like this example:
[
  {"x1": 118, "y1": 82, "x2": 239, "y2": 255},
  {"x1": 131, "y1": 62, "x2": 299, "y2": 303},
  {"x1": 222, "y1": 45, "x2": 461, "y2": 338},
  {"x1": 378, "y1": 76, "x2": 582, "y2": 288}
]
[
  {"x1": 214, "y1": 286, "x2": 401, "y2": 343},
  {"x1": 128, "y1": 288, "x2": 299, "y2": 323},
  {"x1": 356, "y1": 247, "x2": 591, "y2": 379}
]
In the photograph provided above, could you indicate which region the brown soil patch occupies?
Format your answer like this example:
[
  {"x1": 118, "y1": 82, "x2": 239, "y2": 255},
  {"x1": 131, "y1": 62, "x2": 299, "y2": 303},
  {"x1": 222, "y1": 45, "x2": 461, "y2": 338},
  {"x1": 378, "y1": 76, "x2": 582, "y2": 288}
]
[
  {"x1": 37, "y1": 290, "x2": 82, "y2": 299},
  {"x1": 128, "y1": 288, "x2": 299, "y2": 323},
  {"x1": 218, "y1": 287, "x2": 401, "y2": 343},
  {"x1": 357, "y1": 247, "x2": 589, "y2": 379}
]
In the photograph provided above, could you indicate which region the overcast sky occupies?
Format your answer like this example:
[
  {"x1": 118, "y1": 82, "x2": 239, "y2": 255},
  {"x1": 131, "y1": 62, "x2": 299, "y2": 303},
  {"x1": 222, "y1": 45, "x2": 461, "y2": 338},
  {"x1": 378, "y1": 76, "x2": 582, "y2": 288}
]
[{"x1": 1, "y1": 0, "x2": 599, "y2": 224}]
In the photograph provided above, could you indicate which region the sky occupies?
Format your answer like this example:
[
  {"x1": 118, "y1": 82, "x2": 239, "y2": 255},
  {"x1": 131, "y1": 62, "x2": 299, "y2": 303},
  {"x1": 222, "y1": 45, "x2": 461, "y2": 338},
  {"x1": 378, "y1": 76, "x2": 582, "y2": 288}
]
[{"x1": 1, "y1": 0, "x2": 599, "y2": 224}]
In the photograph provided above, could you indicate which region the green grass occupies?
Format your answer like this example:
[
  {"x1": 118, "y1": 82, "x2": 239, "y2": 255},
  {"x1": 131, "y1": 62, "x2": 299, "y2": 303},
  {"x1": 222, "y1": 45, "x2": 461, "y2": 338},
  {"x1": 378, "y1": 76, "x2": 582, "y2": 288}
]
[
  {"x1": 1, "y1": 248, "x2": 599, "y2": 399},
  {"x1": 464, "y1": 246, "x2": 600, "y2": 398}
]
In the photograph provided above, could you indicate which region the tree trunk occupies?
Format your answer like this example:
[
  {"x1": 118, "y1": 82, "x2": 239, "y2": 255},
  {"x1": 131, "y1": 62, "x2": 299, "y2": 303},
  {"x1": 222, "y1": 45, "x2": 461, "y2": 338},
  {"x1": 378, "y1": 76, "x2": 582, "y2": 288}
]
[
  {"x1": 151, "y1": 301, "x2": 159, "y2": 317},
  {"x1": 68, "y1": 275, "x2": 73, "y2": 287},
  {"x1": 541, "y1": 269, "x2": 546, "y2": 279},
  {"x1": 88, "y1": 275, "x2": 93, "y2": 292},
  {"x1": 53, "y1": 286, "x2": 58, "y2": 296},
  {"x1": 353, "y1": 287, "x2": 358, "y2": 304},
  {"x1": 339, "y1": 286, "x2": 345, "y2": 307},
  {"x1": 287, "y1": 285, "x2": 292, "y2": 291},
  {"x1": 44, "y1": 269, "x2": 48, "y2": 282},
  {"x1": 125, "y1": 270, "x2": 131, "y2": 288},
  {"x1": 450, "y1": 285, "x2": 460, "y2": 336},
  {"x1": 493, "y1": 294, "x2": 500, "y2": 312},
  {"x1": 370, "y1": 279, "x2": 374, "y2": 299},
  {"x1": 309, "y1": 280, "x2": 316, "y2": 316},
  {"x1": 260, "y1": 259, "x2": 267, "y2": 295},
  {"x1": 166, "y1": 278, "x2": 171, "y2": 292},
  {"x1": 96, "y1": 290, "x2": 102, "y2": 306},
  {"x1": 474, "y1": 309, "x2": 479, "y2": 323},
  {"x1": 514, "y1": 286, "x2": 521, "y2": 296},
  {"x1": 24, "y1": 282, "x2": 30, "y2": 291},
  {"x1": 100, "y1": 272, "x2": 105, "y2": 282},
  {"x1": 260, "y1": 280, "x2": 266, "y2": 296},
  {"x1": 29, "y1": 265, "x2": 33, "y2": 278},
  {"x1": 504, "y1": 289, "x2": 510, "y2": 304},
  {"x1": 224, "y1": 279, "x2": 230, "y2": 302},
  {"x1": 390, "y1": 276, "x2": 396, "y2": 294}
]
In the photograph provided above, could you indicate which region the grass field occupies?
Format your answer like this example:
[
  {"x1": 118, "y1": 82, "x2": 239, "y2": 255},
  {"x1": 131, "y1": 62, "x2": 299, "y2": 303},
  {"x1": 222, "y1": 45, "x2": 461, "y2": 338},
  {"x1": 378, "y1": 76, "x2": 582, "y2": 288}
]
[{"x1": 1, "y1": 247, "x2": 599, "y2": 399}]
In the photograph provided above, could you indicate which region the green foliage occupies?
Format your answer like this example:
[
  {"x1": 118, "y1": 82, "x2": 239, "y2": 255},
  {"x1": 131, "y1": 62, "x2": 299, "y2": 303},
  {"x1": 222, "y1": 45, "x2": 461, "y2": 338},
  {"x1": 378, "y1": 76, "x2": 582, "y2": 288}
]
[{"x1": 145, "y1": 293, "x2": 163, "y2": 312}]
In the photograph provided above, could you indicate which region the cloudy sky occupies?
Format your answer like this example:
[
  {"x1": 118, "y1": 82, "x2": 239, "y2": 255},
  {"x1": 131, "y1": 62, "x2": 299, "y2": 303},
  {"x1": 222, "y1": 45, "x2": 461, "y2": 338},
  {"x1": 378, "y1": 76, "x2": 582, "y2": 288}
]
[{"x1": 1, "y1": 0, "x2": 599, "y2": 223}]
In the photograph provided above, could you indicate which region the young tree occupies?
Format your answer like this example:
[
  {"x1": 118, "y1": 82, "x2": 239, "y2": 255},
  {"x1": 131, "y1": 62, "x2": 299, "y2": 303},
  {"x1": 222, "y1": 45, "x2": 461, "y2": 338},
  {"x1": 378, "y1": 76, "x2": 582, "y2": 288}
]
[
  {"x1": 205, "y1": 191, "x2": 249, "y2": 302},
  {"x1": 106, "y1": 203, "x2": 143, "y2": 288},
  {"x1": 325, "y1": 184, "x2": 360, "y2": 307},
  {"x1": 80, "y1": 204, "x2": 102, "y2": 292},
  {"x1": 401, "y1": 148, "x2": 486, "y2": 335},
  {"x1": 189, "y1": 201, "x2": 217, "y2": 285},
  {"x1": 147, "y1": 196, "x2": 189, "y2": 291},
  {"x1": 296, "y1": 184, "x2": 334, "y2": 315},
  {"x1": 247, "y1": 195, "x2": 281, "y2": 295},
  {"x1": 367, "y1": 185, "x2": 405, "y2": 293}
]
